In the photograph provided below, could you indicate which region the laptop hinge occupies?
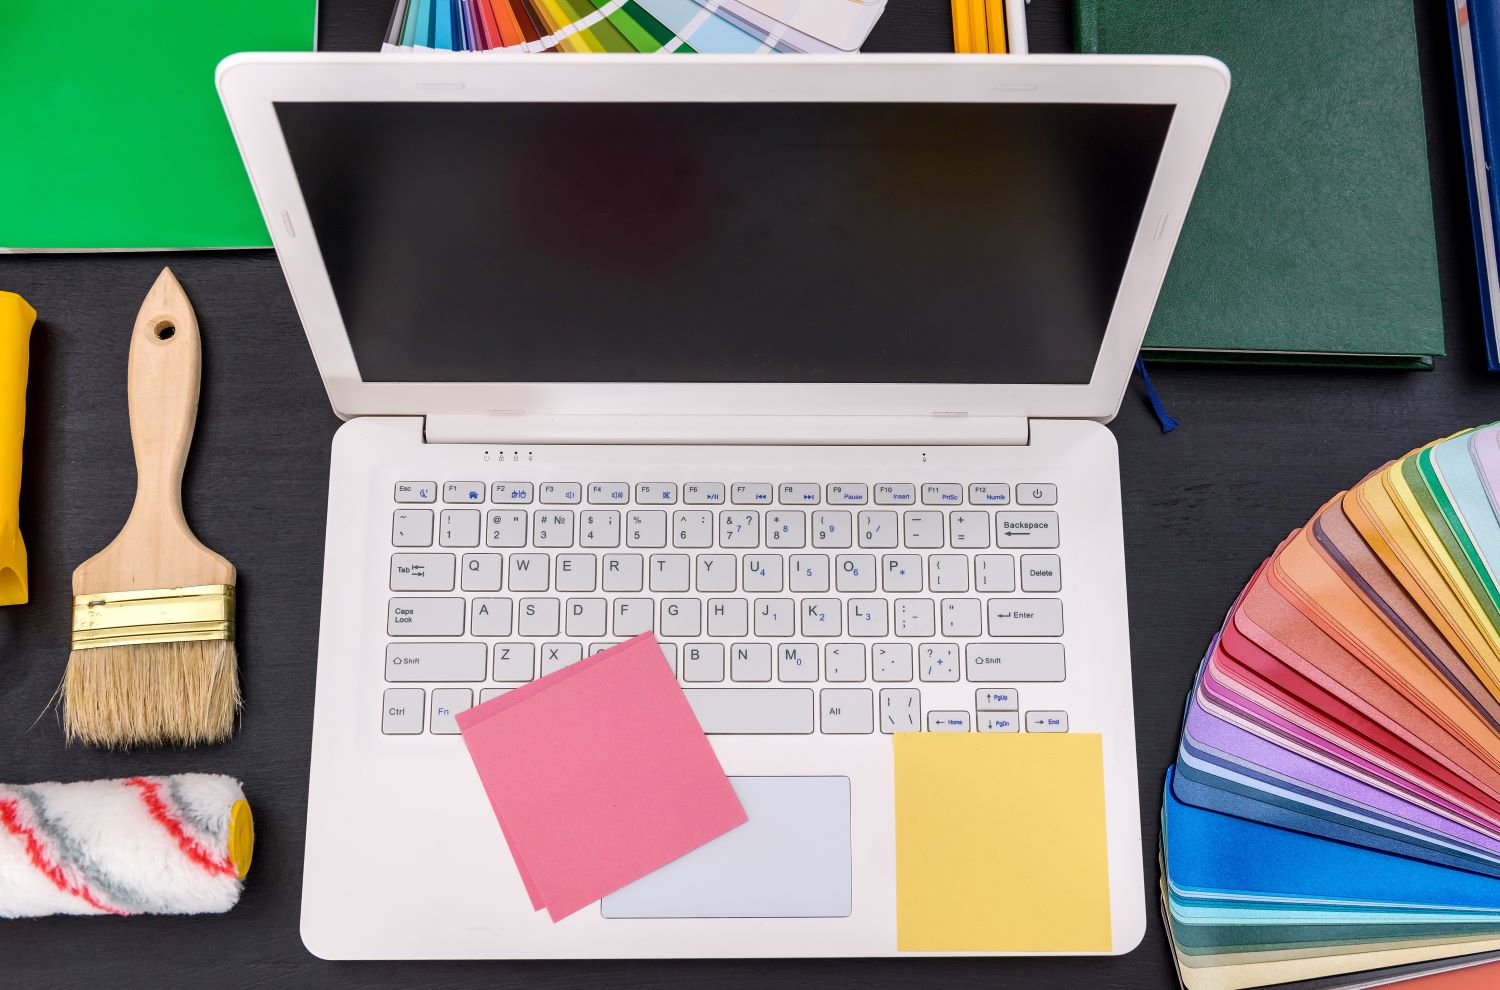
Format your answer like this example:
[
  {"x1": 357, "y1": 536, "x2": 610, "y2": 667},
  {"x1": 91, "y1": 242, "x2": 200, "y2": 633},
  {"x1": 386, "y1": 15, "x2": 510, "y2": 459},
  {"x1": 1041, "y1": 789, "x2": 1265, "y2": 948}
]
[{"x1": 422, "y1": 413, "x2": 1031, "y2": 446}]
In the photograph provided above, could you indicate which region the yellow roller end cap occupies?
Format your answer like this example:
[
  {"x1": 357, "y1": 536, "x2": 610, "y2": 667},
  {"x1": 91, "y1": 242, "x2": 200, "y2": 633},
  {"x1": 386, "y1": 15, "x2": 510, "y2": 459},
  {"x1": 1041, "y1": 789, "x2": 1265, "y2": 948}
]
[{"x1": 228, "y1": 799, "x2": 254, "y2": 879}]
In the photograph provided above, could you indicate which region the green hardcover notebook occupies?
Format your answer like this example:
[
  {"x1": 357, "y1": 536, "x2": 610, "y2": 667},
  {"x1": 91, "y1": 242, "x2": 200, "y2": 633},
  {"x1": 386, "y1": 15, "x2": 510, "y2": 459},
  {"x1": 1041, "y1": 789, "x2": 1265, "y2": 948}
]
[
  {"x1": 1075, "y1": 0, "x2": 1444, "y2": 369},
  {"x1": 0, "y1": 3, "x2": 316, "y2": 251}
]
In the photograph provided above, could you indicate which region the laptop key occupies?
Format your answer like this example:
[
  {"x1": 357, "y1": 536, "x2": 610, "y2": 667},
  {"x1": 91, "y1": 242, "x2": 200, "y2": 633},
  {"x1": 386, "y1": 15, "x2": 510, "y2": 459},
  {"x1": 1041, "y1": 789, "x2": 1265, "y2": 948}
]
[
  {"x1": 555, "y1": 553, "x2": 596, "y2": 592},
  {"x1": 533, "y1": 509, "x2": 574, "y2": 548},
  {"x1": 902, "y1": 511, "x2": 944, "y2": 549},
  {"x1": 602, "y1": 553, "x2": 644, "y2": 591},
  {"x1": 636, "y1": 482, "x2": 678, "y2": 504},
  {"x1": 968, "y1": 483, "x2": 1010, "y2": 506},
  {"x1": 754, "y1": 598, "x2": 795, "y2": 637},
  {"x1": 540, "y1": 642, "x2": 583, "y2": 675},
  {"x1": 390, "y1": 552, "x2": 455, "y2": 592},
  {"x1": 1016, "y1": 483, "x2": 1058, "y2": 505},
  {"x1": 812, "y1": 510, "x2": 853, "y2": 548},
  {"x1": 820, "y1": 688, "x2": 873, "y2": 733},
  {"x1": 731, "y1": 482, "x2": 773, "y2": 504},
  {"x1": 470, "y1": 597, "x2": 513, "y2": 636},
  {"x1": 895, "y1": 598, "x2": 936, "y2": 637},
  {"x1": 730, "y1": 643, "x2": 773, "y2": 682},
  {"x1": 507, "y1": 553, "x2": 549, "y2": 591},
  {"x1": 539, "y1": 482, "x2": 581, "y2": 505},
  {"x1": 696, "y1": 554, "x2": 737, "y2": 592},
  {"x1": 460, "y1": 553, "x2": 502, "y2": 592},
  {"x1": 492, "y1": 643, "x2": 535, "y2": 681},
  {"x1": 517, "y1": 598, "x2": 560, "y2": 636},
  {"x1": 649, "y1": 554, "x2": 691, "y2": 592},
  {"x1": 879, "y1": 688, "x2": 922, "y2": 732},
  {"x1": 883, "y1": 554, "x2": 923, "y2": 592},
  {"x1": 683, "y1": 482, "x2": 725, "y2": 505},
  {"x1": 485, "y1": 510, "x2": 527, "y2": 547},
  {"x1": 824, "y1": 643, "x2": 866, "y2": 682},
  {"x1": 921, "y1": 483, "x2": 961, "y2": 505},
  {"x1": 1020, "y1": 554, "x2": 1062, "y2": 592},
  {"x1": 626, "y1": 510, "x2": 667, "y2": 548},
  {"x1": 395, "y1": 481, "x2": 436, "y2": 503},
  {"x1": 966, "y1": 643, "x2": 1066, "y2": 681},
  {"x1": 927, "y1": 710, "x2": 971, "y2": 732},
  {"x1": 579, "y1": 510, "x2": 620, "y2": 548},
  {"x1": 857, "y1": 510, "x2": 898, "y2": 548},
  {"x1": 778, "y1": 643, "x2": 818, "y2": 682},
  {"x1": 835, "y1": 554, "x2": 876, "y2": 592},
  {"x1": 491, "y1": 481, "x2": 533, "y2": 504},
  {"x1": 439, "y1": 509, "x2": 481, "y2": 547},
  {"x1": 443, "y1": 482, "x2": 485, "y2": 504},
  {"x1": 826, "y1": 483, "x2": 868, "y2": 505},
  {"x1": 720, "y1": 510, "x2": 760, "y2": 548},
  {"x1": 779, "y1": 483, "x2": 819, "y2": 505},
  {"x1": 975, "y1": 554, "x2": 1016, "y2": 592},
  {"x1": 385, "y1": 643, "x2": 486, "y2": 682},
  {"x1": 743, "y1": 554, "x2": 782, "y2": 591},
  {"x1": 673, "y1": 510, "x2": 714, "y2": 548},
  {"x1": 683, "y1": 688, "x2": 814, "y2": 734},
  {"x1": 919, "y1": 643, "x2": 960, "y2": 682},
  {"x1": 683, "y1": 643, "x2": 725, "y2": 682},
  {"x1": 996, "y1": 511, "x2": 1059, "y2": 548},
  {"x1": 388, "y1": 597, "x2": 464, "y2": 636},
  {"x1": 392, "y1": 509, "x2": 434, "y2": 547},
  {"x1": 382, "y1": 688, "x2": 425, "y2": 734},
  {"x1": 766, "y1": 511, "x2": 806, "y2": 549},
  {"x1": 612, "y1": 598, "x2": 653, "y2": 637},
  {"x1": 789, "y1": 554, "x2": 829, "y2": 592},
  {"x1": 587, "y1": 482, "x2": 629, "y2": 504},
  {"x1": 941, "y1": 598, "x2": 982, "y2": 637},
  {"x1": 874, "y1": 484, "x2": 915, "y2": 505},
  {"x1": 430, "y1": 689, "x2": 473, "y2": 734},
  {"x1": 873, "y1": 643, "x2": 914, "y2": 681}
]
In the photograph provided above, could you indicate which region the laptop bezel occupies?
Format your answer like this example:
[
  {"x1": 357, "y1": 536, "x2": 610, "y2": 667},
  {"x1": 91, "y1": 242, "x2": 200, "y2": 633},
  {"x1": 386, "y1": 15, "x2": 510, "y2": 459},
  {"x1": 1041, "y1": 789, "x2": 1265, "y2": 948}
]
[{"x1": 218, "y1": 53, "x2": 1227, "y2": 424}]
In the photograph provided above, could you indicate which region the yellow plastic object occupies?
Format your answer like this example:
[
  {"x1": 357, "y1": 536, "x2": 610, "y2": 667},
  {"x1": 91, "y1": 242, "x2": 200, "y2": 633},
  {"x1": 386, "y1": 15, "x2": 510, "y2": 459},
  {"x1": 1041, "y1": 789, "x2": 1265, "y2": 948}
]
[
  {"x1": 0, "y1": 292, "x2": 33, "y2": 606},
  {"x1": 228, "y1": 798, "x2": 254, "y2": 879}
]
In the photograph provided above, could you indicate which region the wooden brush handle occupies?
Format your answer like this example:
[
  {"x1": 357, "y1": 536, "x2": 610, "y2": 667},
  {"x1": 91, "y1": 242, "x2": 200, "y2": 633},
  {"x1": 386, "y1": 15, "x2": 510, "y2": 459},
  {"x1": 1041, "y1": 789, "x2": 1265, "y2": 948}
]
[{"x1": 72, "y1": 269, "x2": 234, "y2": 595}]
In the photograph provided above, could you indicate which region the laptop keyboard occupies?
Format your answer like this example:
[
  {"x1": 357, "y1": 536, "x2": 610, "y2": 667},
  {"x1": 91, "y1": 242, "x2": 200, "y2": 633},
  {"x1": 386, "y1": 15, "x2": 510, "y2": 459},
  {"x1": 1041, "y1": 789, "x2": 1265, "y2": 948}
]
[{"x1": 382, "y1": 479, "x2": 1067, "y2": 736}]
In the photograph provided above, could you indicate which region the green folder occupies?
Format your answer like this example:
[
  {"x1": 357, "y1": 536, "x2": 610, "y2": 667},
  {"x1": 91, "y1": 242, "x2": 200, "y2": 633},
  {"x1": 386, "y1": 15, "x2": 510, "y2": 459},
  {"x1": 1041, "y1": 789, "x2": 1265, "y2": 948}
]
[
  {"x1": 1075, "y1": 0, "x2": 1445, "y2": 369},
  {"x1": 0, "y1": 3, "x2": 316, "y2": 251}
]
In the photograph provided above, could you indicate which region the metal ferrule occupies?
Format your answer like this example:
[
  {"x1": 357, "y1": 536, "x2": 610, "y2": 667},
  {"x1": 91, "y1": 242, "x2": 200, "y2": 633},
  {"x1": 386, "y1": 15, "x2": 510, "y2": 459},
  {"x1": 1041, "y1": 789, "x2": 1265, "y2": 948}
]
[{"x1": 70, "y1": 584, "x2": 235, "y2": 651}]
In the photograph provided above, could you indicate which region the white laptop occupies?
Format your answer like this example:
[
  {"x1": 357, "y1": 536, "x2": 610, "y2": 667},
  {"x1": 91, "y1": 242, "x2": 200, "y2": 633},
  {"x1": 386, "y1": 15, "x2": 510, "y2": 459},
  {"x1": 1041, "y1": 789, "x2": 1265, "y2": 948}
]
[{"x1": 218, "y1": 53, "x2": 1226, "y2": 960}]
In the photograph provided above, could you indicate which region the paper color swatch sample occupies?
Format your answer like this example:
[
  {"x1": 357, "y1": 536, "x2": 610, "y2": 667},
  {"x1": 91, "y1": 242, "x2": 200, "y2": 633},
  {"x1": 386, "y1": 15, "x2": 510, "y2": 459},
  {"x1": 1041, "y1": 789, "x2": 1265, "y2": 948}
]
[
  {"x1": 893, "y1": 732, "x2": 1111, "y2": 952},
  {"x1": 456, "y1": 632, "x2": 747, "y2": 921},
  {"x1": 0, "y1": 2, "x2": 316, "y2": 250},
  {"x1": 1164, "y1": 424, "x2": 1500, "y2": 989},
  {"x1": 382, "y1": 0, "x2": 887, "y2": 54}
]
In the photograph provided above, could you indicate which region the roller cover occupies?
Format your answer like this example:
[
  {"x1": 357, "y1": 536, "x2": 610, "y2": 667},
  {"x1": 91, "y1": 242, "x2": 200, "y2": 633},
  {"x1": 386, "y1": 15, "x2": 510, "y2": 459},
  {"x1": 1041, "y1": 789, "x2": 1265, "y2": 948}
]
[{"x1": 0, "y1": 774, "x2": 253, "y2": 917}]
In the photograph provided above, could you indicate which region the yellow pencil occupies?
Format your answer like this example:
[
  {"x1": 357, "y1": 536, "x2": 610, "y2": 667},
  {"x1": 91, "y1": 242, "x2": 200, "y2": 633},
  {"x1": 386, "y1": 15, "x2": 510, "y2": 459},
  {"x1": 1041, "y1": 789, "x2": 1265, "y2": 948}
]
[
  {"x1": 968, "y1": 0, "x2": 989, "y2": 52},
  {"x1": 951, "y1": 0, "x2": 972, "y2": 53},
  {"x1": 983, "y1": 0, "x2": 1008, "y2": 52}
]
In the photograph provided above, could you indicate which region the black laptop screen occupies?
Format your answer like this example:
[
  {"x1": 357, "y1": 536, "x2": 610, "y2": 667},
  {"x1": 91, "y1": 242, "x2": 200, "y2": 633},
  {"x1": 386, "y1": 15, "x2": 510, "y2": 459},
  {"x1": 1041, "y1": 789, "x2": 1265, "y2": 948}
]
[{"x1": 275, "y1": 101, "x2": 1173, "y2": 384}]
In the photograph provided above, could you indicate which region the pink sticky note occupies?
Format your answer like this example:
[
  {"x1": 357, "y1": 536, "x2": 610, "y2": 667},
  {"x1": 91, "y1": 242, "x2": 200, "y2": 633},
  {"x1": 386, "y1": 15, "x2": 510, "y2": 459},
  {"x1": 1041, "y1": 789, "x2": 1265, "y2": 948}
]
[{"x1": 455, "y1": 633, "x2": 747, "y2": 921}]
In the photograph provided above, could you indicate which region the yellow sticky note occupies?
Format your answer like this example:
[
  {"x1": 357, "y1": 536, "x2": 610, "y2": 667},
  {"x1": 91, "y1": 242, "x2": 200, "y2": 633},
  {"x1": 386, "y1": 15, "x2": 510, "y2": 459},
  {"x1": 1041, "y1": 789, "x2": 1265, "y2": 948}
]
[{"x1": 894, "y1": 732, "x2": 1111, "y2": 952}]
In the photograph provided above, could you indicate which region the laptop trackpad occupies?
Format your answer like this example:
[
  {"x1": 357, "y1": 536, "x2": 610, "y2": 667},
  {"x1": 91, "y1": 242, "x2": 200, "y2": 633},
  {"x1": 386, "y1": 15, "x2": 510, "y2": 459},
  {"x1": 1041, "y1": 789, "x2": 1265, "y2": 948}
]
[{"x1": 601, "y1": 776, "x2": 852, "y2": 919}]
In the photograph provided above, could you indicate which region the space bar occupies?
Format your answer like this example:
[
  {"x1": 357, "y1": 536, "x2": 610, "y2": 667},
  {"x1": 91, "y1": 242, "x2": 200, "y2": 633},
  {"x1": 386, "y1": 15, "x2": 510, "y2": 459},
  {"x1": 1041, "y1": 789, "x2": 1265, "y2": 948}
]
[{"x1": 683, "y1": 689, "x2": 815, "y2": 734}]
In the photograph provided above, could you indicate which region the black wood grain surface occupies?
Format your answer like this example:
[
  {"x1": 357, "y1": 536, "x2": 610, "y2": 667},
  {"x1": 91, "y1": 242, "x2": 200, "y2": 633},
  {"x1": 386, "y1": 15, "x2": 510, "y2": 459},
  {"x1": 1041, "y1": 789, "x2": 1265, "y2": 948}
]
[{"x1": 0, "y1": 1, "x2": 1490, "y2": 987}]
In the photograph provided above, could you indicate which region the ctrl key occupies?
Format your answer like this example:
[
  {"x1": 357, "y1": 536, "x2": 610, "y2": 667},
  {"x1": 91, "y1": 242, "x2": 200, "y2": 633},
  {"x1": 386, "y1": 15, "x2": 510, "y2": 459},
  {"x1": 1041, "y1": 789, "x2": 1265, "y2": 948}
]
[{"x1": 383, "y1": 688, "x2": 424, "y2": 734}]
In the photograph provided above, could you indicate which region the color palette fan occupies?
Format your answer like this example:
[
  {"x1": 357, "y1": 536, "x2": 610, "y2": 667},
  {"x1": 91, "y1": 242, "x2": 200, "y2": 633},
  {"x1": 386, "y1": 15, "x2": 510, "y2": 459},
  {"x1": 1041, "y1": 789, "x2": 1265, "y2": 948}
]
[
  {"x1": 383, "y1": 0, "x2": 887, "y2": 54},
  {"x1": 1164, "y1": 425, "x2": 1500, "y2": 989}
]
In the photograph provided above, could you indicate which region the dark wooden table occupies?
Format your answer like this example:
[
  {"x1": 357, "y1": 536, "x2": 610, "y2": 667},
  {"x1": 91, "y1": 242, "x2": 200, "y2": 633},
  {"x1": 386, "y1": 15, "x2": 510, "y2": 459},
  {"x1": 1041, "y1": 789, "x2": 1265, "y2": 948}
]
[{"x1": 0, "y1": 1, "x2": 1488, "y2": 987}]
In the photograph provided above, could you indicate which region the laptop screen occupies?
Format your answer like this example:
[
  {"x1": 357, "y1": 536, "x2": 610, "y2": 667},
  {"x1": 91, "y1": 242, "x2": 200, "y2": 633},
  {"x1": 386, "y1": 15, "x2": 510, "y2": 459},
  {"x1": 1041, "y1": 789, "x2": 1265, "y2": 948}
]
[{"x1": 276, "y1": 100, "x2": 1173, "y2": 386}]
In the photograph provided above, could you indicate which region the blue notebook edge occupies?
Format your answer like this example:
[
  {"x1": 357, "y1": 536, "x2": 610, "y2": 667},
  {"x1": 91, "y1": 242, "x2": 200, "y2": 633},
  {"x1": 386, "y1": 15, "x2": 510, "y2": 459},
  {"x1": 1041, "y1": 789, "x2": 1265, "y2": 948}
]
[{"x1": 1451, "y1": 0, "x2": 1500, "y2": 371}]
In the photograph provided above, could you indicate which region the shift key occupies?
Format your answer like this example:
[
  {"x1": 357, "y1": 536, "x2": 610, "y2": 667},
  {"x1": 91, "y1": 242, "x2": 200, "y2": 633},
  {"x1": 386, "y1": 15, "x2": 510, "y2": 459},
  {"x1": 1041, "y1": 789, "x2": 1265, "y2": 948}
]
[
  {"x1": 388, "y1": 597, "x2": 465, "y2": 636},
  {"x1": 965, "y1": 643, "x2": 1065, "y2": 681}
]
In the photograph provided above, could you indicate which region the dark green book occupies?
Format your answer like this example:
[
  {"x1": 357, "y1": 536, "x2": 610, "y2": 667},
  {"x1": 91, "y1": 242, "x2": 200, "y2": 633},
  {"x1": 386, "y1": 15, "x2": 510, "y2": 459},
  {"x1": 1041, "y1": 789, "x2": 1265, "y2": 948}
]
[{"x1": 1075, "y1": 0, "x2": 1444, "y2": 369}]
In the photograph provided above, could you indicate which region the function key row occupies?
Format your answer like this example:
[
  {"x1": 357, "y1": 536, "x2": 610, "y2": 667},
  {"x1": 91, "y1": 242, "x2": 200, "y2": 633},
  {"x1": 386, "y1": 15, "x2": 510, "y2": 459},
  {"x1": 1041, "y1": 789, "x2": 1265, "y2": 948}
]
[{"x1": 395, "y1": 481, "x2": 1059, "y2": 507}]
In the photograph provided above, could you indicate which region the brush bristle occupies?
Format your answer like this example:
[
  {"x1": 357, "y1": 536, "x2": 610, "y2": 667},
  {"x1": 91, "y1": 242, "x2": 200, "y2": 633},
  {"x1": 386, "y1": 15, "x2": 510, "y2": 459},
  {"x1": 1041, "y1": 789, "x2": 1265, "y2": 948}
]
[{"x1": 62, "y1": 640, "x2": 240, "y2": 748}]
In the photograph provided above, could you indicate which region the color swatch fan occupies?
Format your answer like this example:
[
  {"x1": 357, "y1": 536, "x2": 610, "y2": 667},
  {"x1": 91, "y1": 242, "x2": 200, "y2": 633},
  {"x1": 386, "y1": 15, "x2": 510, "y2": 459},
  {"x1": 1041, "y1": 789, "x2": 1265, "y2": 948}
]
[
  {"x1": 382, "y1": 0, "x2": 887, "y2": 54},
  {"x1": 1163, "y1": 425, "x2": 1500, "y2": 989}
]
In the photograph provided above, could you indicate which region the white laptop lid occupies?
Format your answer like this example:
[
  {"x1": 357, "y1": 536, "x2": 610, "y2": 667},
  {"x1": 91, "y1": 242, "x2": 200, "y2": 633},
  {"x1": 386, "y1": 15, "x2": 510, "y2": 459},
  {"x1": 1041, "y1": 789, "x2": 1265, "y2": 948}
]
[{"x1": 218, "y1": 54, "x2": 1226, "y2": 426}]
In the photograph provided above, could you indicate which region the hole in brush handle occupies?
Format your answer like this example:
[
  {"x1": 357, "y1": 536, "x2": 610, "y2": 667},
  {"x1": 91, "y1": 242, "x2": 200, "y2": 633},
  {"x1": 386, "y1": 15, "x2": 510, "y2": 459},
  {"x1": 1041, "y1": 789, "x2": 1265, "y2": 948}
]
[{"x1": 152, "y1": 320, "x2": 176, "y2": 341}]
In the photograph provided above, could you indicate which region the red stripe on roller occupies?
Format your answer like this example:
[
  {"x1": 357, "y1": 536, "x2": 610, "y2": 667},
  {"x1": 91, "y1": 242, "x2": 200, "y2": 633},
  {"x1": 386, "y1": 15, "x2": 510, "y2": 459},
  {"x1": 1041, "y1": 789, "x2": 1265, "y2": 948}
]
[
  {"x1": 124, "y1": 777, "x2": 236, "y2": 878},
  {"x1": 0, "y1": 797, "x2": 126, "y2": 915}
]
